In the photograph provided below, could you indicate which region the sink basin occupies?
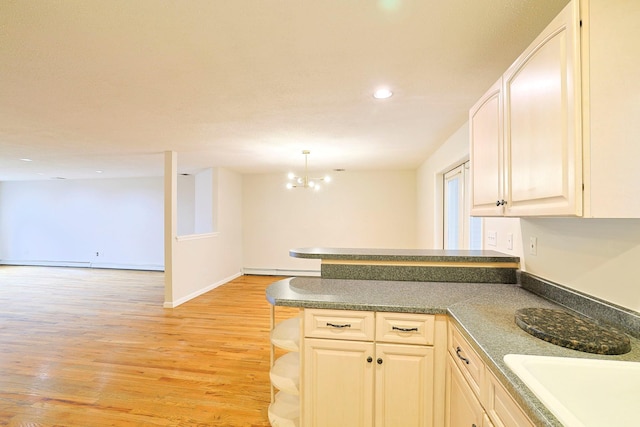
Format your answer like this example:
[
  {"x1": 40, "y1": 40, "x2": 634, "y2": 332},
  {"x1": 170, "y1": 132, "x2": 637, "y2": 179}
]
[{"x1": 504, "y1": 354, "x2": 640, "y2": 427}]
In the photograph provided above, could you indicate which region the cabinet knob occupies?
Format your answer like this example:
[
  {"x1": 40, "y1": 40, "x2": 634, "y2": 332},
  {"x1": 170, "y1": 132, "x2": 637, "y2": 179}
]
[
  {"x1": 496, "y1": 200, "x2": 501, "y2": 206},
  {"x1": 367, "y1": 356, "x2": 373, "y2": 363},
  {"x1": 377, "y1": 358, "x2": 383, "y2": 365},
  {"x1": 496, "y1": 199, "x2": 507, "y2": 206}
]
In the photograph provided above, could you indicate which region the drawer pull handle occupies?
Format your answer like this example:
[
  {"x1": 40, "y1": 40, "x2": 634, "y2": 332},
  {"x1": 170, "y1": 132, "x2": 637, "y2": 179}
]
[
  {"x1": 456, "y1": 346, "x2": 470, "y2": 365},
  {"x1": 326, "y1": 322, "x2": 351, "y2": 329},
  {"x1": 392, "y1": 326, "x2": 419, "y2": 332}
]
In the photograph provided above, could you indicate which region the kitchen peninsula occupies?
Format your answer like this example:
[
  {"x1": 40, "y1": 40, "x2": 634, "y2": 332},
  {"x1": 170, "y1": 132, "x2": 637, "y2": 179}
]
[{"x1": 266, "y1": 248, "x2": 640, "y2": 427}]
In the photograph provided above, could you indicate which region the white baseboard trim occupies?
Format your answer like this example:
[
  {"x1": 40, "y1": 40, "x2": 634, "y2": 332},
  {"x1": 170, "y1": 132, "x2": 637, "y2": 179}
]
[
  {"x1": 163, "y1": 271, "x2": 243, "y2": 309},
  {"x1": 0, "y1": 260, "x2": 91, "y2": 268},
  {"x1": 90, "y1": 262, "x2": 164, "y2": 271},
  {"x1": 0, "y1": 259, "x2": 164, "y2": 271},
  {"x1": 242, "y1": 267, "x2": 321, "y2": 277}
]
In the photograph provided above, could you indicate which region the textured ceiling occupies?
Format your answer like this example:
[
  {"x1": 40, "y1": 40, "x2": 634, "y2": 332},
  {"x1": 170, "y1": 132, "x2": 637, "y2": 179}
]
[{"x1": 0, "y1": 0, "x2": 569, "y2": 181}]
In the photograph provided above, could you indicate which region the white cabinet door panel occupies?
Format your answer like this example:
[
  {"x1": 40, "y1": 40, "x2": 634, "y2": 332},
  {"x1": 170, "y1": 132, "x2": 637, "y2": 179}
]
[
  {"x1": 503, "y1": 0, "x2": 582, "y2": 216},
  {"x1": 375, "y1": 343, "x2": 434, "y2": 427}
]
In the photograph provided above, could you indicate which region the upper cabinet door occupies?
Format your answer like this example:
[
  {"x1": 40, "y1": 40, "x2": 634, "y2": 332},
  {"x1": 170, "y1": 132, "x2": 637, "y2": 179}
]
[
  {"x1": 470, "y1": 78, "x2": 504, "y2": 217},
  {"x1": 503, "y1": 0, "x2": 582, "y2": 216}
]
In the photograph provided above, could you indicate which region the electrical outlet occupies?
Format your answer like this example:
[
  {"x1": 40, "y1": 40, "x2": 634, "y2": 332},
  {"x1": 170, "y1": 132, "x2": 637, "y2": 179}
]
[
  {"x1": 487, "y1": 231, "x2": 497, "y2": 247},
  {"x1": 529, "y1": 237, "x2": 537, "y2": 256},
  {"x1": 507, "y1": 233, "x2": 513, "y2": 250},
  {"x1": 96, "y1": 252, "x2": 100, "y2": 257}
]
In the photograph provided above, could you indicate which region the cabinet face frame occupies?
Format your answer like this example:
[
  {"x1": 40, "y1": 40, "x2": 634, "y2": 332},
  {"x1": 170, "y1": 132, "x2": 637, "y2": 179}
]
[{"x1": 502, "y1": 0, "x2": 583, "y2": 217}]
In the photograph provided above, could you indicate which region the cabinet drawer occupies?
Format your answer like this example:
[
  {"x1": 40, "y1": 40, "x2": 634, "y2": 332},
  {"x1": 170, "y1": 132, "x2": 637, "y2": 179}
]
[
  {"x1": 375, "y1": 312, "x2": 435, "y2": 345},
  {"x1": 484, "y1": 369, "x2": 534, "y2": 427},
  {"x1": 304, "y1": 308, "x2": 375, "y2": 341},
  {"x1": 448, "y1": 323, "x2": 484, "y2": 399}
]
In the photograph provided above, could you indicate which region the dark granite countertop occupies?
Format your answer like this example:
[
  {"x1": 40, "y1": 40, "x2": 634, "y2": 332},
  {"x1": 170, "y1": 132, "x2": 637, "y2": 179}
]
[
  {"x1": 289, "y1": 247, "x2": 520, "y2": 263},
  {"x1": 266, "y1": 277, "x2": 640, "y2": 427}
]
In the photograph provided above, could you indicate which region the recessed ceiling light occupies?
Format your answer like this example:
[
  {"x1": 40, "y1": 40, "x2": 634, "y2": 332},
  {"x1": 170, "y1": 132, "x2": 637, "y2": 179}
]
[
  {"x1": 373, "y1": 88, "x2": 393, "y2": 99},
  {"x1": 20, "y1": 158, "x2": 33, "y2": 162},
  {"x1": 96, "y1": 170, "x2": 103, "y2": 174}
]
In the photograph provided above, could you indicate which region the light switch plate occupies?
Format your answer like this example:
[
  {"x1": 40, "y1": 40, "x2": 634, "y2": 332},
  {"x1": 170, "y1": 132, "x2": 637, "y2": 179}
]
[{"x1": 487, "y1": 231, "x2": 497, "y2": 247}]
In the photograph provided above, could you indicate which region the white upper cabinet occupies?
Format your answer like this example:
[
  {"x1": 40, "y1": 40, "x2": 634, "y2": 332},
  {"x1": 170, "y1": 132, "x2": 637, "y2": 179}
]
[
  {"x1": 470, "y1": 78, "x2": 504, "y2": 217},
  {"x1": 504, "y1": 0, "x2": 582, "y2": 216},
  {"x1": 471, "y1": 0, "x2": 640, "y2": 218}
]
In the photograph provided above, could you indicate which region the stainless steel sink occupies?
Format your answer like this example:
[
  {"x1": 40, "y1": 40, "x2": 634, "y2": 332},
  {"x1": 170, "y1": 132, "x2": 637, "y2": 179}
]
[{"x1": 504, "y1": 354, "x2": 640, "y2": 427}]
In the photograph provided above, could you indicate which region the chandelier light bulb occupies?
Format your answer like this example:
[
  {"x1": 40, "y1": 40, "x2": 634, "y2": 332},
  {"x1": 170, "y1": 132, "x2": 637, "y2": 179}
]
[
  {"x1": 373, "y1": 87, "x2": 393, "y2": 99},
  {"x1": 285, "y1": 150, "x2": 331, "y2": 191}
]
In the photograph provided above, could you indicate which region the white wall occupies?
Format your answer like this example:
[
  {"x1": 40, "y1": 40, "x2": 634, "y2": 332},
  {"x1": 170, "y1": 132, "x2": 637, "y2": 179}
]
[
  {"x1": 242, "y1": 170, "x2": 418, "y2": 274},
  {"x1": 416, "y1": 122, "x2": 469, "y2": 249},
  {"x1": 0, "y1": 177, "x2": 164, "y2": 270},
  {"x1": 164, "y1": 159, "x2": 244, "y2": 307},
  {"x1": 521, "y1": 218, "x2": 640, "y2": 312},
  {"x1": 194, "y1": 168, "x2": 215, "y2": 234},
  {"x1": 177, "y1": 168, "x2": 215, "y2": 236},
  {"x1": 482, "y1": 216, "x2": 640, "y2": 312},
  {"x1": 177, "y1": 174, "x2": 196, "y2": 236}
]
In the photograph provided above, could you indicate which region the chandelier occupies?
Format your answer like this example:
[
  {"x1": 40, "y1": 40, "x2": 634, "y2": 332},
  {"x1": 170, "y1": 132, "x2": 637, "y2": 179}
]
[{"x1": 286, "y1": 150, "x2": 331, "y2": 190}]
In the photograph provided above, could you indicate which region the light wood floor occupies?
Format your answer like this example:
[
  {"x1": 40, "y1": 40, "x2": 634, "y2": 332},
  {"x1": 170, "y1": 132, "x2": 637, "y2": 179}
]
[{"x1": 0, "y1": 266, "x2": 298, "y2": 427}]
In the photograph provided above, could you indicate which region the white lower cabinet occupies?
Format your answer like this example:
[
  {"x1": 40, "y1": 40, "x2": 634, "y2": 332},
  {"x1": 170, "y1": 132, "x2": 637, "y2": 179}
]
[
  {"x1": 375, "y1": 343, "x2": 434, "y2": 427},
  {"x1": 446, "y1": 355, "x2": 488, "y2": 427},
  {"x1": 294, "y1": 310, "x2": 532, "y2": 427},
  {"x1": 303, "y1": 338, "x2": 374, "y2": 427},
  {"x1": 446, "y1": 321, "x2": 533, "y2": 427},
  {"x1": 302, "y1": 309, "x2": 437, "y2": 427},
  {"x1": 483, "y1": 370, "x2": 533, "y2": 427}
]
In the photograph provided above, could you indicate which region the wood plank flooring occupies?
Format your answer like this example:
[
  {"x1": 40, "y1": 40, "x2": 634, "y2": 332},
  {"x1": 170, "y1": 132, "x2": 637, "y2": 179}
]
[{"x1": 0, "y1": 266, "x2": 298, "y2": 427}]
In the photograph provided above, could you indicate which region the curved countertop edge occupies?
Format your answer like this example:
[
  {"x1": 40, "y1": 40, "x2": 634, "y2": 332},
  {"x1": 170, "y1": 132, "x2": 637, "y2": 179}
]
[
  {"x1": 289, "y1": 247, "x2": 520, "y2": 263},
  {"x1": 266, "y1": 276, "x2": 640, "y2": 427}
]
